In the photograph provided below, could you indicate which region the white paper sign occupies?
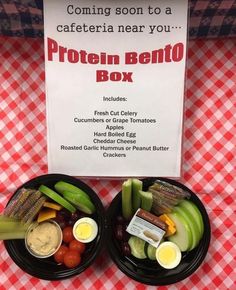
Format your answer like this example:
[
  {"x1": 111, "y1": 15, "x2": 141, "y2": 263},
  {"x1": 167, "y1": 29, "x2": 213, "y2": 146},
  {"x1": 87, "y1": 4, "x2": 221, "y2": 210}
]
[{"x1": 43, "y1": 0, "x2": 188, "y2": 177}]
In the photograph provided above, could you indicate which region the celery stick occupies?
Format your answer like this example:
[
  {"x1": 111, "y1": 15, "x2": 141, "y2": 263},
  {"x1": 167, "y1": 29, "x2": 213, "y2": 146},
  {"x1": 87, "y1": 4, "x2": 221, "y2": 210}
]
[
  {"x1": 0, "y1": 231, "x2": 26, "y2": 240},
  {"x1": 0, "y1": 221, "x2": 28, "y2": 233},
  {"x1": 0, "y1": 215, "x2": 19, "y2": 222},
  {"x1": 140, "y1": 190, "x2": 153, "y2": 212},
  {"x1": 122, "y1": 179, "x2": 133, "y2": 220},
  {"x1": 132, "y1": 178, "x2": 143, "y2": 212}
]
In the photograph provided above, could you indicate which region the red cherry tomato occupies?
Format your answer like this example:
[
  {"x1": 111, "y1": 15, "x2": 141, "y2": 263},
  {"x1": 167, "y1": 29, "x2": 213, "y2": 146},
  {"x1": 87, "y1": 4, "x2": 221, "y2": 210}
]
[
  {"x1": 53, "y1": 245, "x2": 69, "y2": 264},
  {"x1": 62, "y1": 226, "x2": 74, "y2": 243},
  {"x1": 63, "y1": 250, "x2": 81, "y2": 268},
  {"x1": 69, "y1": 239, "x2": 86, "y2": 254}
]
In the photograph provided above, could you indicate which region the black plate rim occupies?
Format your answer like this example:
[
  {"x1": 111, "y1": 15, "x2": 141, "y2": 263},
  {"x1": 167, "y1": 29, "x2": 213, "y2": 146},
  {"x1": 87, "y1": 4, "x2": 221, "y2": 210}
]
[
  {"x1": 106, "y1": 177, "x2": 211, "y2": 286},
  {"x1": 4, "y1": 173, "x2": 106, "y2": 280}
]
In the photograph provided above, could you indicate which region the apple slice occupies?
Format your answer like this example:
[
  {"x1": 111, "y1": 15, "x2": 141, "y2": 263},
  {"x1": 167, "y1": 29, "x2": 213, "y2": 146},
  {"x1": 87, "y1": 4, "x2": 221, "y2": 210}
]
[
  {"x1": 174, "y1": 206, "x2": 201, "y2": 250},
  {"x1": 62, "y1": 190, "x2": 95, "y2": 214},
  {"x1": 167, "y1": 212, "x2": 192, "y2": 252},
  {"x1": 54, "y1": 181, "x2": 91, "y2": 200},
  {"x1": 179, "y1": 200, "x2": 204, "y2": 238},
  {"x1": 39, "y1": 185, "x2": 76, "y2": 213}
]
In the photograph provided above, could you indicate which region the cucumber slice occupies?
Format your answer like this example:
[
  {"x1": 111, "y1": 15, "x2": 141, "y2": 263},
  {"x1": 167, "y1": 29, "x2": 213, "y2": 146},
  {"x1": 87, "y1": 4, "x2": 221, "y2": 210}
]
[
  {"x1": 145, "y1": 243, "x2": 157, "y2": 260},
  {"x1": 140, "y1": 190, "x2": 153, "y2": 212},
  {"x1": 128, "y1": 236, "x2": 147, "y2": 259},
  {"x1": 122, "y1": 179, "x2": 133, "y2": 220},
  {"x1": 54, "y1": 181, "x2": 91, "y2": 200},
  {"x1": 39, "y1": 185, "x2": 76, "y2": 213},
  {"x1": 62, "y1": 191, "x2": 95, "y2": 214},
  {"x1": 132, "y1": 178, "x2": 142, "y2": 212}
]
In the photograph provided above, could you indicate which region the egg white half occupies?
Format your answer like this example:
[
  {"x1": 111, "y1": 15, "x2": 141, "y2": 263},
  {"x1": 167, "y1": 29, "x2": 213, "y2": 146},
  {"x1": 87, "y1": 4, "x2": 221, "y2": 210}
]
[
  {"x1": 73, "y1": 217, "x2": 98, "y2": 243},
  {"x1": 156, "y1": 241, "x2": 182, "y2": 269}
]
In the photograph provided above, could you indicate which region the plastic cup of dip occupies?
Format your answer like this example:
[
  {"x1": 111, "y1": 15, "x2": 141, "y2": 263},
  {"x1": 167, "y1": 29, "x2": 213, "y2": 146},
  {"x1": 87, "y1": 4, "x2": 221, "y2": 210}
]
[{"x1": 25, "y1": 220, "x2": 62, "y2": 258}]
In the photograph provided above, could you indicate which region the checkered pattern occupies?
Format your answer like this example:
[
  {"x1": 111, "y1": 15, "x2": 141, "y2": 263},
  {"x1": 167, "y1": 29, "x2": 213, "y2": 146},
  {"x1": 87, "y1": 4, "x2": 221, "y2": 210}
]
[
  {"x1": 189, "y1": 0, "x2": 236, "y2": 38},
  {"x1": 1, "y1": 36, "x2": 236, "y2": 289},
  {"x1": 0, "y1": 0, "x2": 43, "y2": 38},
  {"x1": 0, "y1": 0, "x2": 236, "y2": 39}
]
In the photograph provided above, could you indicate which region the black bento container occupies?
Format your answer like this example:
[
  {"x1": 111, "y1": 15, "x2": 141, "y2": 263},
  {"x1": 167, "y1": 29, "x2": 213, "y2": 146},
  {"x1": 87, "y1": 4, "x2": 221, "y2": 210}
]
[
  {"x1": 4, "y1": 174, "x2": 106, "y2": 280},
  {"x1": 4, "y1": 175, "x2": 210, "y2": 284},
  {"x1": 106, "y1": 177, "x2": 211, "y2": 285}
]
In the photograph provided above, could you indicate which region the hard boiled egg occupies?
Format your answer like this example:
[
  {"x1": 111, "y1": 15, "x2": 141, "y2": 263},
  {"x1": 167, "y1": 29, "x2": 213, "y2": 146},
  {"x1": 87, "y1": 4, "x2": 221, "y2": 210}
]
[
  {"x1": 156, "y1": 241, "x2": 181, "y2": 269},
  {"x1": 73, "y1": 217, "x2": 98, "y2": 243}
]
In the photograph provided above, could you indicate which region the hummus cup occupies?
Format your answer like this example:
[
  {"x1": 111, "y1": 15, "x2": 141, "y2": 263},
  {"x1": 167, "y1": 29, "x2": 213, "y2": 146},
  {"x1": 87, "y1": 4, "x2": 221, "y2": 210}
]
[{"x1": 25, "y1": 220, "x2": 62, "y2": 259}]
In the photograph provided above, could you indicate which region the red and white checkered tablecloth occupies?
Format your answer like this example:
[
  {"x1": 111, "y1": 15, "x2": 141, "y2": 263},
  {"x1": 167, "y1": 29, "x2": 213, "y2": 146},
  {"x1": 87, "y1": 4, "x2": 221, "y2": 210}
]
[{"x1": 0, "y1": 36, "x2": 236, "y2": 290}]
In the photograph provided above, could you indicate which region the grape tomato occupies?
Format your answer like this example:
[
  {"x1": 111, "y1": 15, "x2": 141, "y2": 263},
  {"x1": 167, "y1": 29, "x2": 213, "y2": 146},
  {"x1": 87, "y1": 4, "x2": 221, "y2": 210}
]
[
  {"x1": 53, "y1": 245, "x2": 69, "y2": 264},
  {"x1": 69, "y1": 239, "x2": 86, "y2": 254},
  {"x1": 63, "y1": 250, "x2": 81, "y2": 268},
  {"x1": 62, "y1": 226, "x2": 74, "y2": 243}
]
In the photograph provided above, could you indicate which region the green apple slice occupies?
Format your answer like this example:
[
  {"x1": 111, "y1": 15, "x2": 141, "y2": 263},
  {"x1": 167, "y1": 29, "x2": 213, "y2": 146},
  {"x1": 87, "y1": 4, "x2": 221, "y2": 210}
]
[
  {"x1": 174, "y1": 206, "x2": 201, "y2": 250},
  {"x1": 54, "y1": 181, "x2": 91, "y2": 200},
  {"x1": 39, "y1": 185, "x2": 76, "y2": 213},
  {"x1": 179, "y1": 200, "x2": 204, "y2": 238},
  {"x1": 167, "y1": 212, "x2": 192, "y2": 252},
  {"x1": 62, "y1": 191, "x2": 95, "y2": 214}
]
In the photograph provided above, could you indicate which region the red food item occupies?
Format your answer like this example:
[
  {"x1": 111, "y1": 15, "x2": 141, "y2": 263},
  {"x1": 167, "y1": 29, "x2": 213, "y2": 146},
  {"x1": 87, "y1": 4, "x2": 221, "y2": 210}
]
[
  {"x1": 69, "y1": 239, "x2": 86, "y2": 254},
  {"x1": 53, "y1": 245, "x2": 69, "y2": 264},
  {"x1": 62, "y1": 226, "x2": 74, "y2": 243},
  {"x1": 63, "y1": 250, "x2": 81, "y2": 268}
]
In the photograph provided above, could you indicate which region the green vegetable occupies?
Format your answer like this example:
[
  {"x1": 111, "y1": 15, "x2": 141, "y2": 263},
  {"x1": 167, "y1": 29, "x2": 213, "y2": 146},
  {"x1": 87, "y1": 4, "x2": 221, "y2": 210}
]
[
  {"x1": 0, "y1": 215, "x2": 19, "y2": 222},
  {"x1": 140, "y1": 190, "x2": 153, "y2": 212},
  {"x1": 132, "y1": 178, "x2": 142, "y2": 212},
  {"x1": 0, "y1": 216, "x2": 29, "y2": 240},
  {"x1": 145, "y1": 243, "x2": 157, "y2": 260},
  {"x1": 0, "y1": 221, "x2": 28, "y2": 233},
  {"x1": 128, "y1": 236, "x2": 147, "y2": 259},
  {"x1": 121, "y1": 179, "x2": 133, "y2": 220},
  {"x1": 0, "y1": 231, "x2": 26, "y2": 240},
  {"x1": 39, "y1": 185, "x2": 76, "y2": 213}
]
